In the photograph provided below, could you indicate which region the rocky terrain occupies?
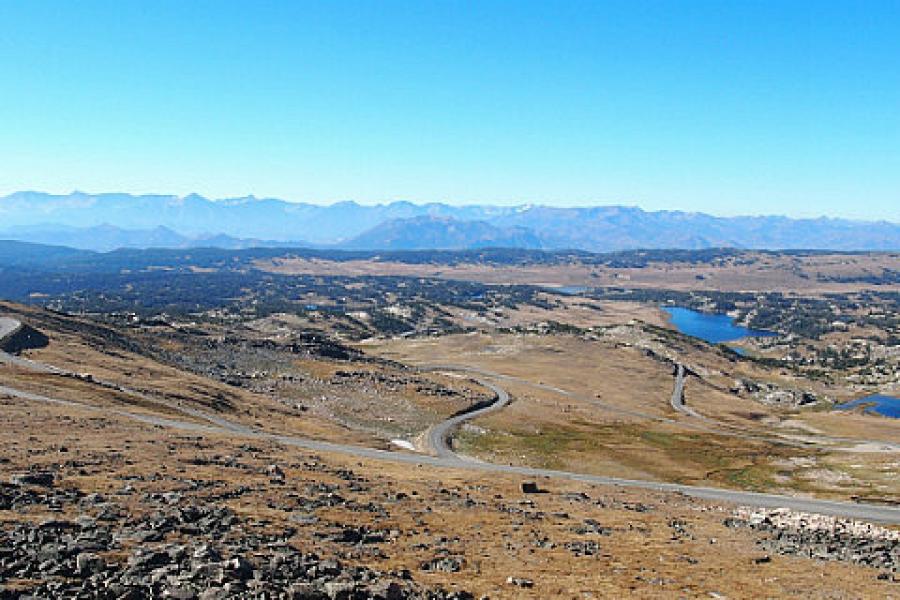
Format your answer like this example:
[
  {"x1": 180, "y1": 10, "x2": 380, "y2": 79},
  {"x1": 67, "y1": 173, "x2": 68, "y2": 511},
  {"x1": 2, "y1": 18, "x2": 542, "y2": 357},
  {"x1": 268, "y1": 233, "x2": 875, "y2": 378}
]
[
  {"x1": 133, "y1": 325, "x2": 493, "y2": 443},
  {"x1": 0, "y1": 471, "x2": 473, "y2": 599},
  {"x1": 725, "y1": 507, "x2": 899, "y2": 575},
  {"x1": 3, "y1": 404, "x2": 898, "y2": 599}
]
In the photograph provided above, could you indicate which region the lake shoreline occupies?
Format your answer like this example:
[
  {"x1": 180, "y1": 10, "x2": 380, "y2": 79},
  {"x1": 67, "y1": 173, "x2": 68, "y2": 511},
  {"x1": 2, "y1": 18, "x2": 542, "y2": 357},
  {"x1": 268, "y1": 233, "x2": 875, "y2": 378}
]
[
  {"x1": 835, "y1": 394, "x2": 900, "y2": 419},
  {"x1": 661, "y1": 305, "x2": 777, "y2": 345}
]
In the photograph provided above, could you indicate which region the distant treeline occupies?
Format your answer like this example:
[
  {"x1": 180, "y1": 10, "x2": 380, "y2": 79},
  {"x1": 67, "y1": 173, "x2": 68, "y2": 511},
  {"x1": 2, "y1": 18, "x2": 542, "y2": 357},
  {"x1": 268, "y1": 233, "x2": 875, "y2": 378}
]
[{"x1": 2, "y1": 239, "x2": 890, "y2": 274}]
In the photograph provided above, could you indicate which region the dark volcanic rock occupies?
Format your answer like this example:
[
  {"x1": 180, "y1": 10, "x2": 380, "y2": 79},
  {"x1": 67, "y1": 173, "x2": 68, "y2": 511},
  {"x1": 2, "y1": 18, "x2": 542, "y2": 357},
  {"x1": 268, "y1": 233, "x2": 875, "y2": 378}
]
[{"x1": 0, "y1": 322, "x2": 49, "y2": 353}]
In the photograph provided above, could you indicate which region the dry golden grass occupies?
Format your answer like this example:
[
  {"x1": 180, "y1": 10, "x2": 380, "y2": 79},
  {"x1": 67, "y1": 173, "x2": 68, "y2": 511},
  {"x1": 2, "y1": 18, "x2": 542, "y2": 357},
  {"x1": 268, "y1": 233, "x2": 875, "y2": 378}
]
[
  {"x1": 0, "y1": 302, "x2": 379, "y2": 446},
  {"x1": 257, "y1": 251, "x2": 900, "y2": 293},
  {"x1": 369, "y1": 333, "x2": 676, "y2": 418},
  {"x1": 368, "y1": 331, "x2": 900, "y2": 502}
]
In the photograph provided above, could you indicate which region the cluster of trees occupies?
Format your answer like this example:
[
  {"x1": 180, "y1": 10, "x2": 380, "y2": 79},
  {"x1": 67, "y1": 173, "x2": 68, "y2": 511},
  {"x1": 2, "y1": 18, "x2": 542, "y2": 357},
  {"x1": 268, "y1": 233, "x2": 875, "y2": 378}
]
[
  {"x1": 0, "y1": 240, "x2": 764, "y2": 272},
  {"x1": 1, "y1": 266, "x2": 554, "y2": 338}
]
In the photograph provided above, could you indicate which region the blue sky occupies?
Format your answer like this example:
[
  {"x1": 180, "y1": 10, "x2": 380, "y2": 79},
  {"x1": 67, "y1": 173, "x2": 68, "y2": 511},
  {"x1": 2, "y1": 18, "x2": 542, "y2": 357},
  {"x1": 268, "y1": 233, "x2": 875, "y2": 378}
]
[{"x1": 1, "y1": 1, "x2": 898, "y2": 219}]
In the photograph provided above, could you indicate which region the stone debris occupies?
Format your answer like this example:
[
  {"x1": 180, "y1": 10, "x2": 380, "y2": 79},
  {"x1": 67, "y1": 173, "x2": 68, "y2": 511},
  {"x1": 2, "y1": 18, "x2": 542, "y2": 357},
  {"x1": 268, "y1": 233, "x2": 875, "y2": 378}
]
[
  {"x1": 266, "y1": 463, "x2": 286, "y2": 483},
  {"x1": 725, "y1": 507, "x2": 899, "y2": 574},
  {"x1": 420, "y1": 556, "x2": 464, "y2": 573},
  {"x1": 0, "y1": 475, "x2": 475, "y2": 599}
]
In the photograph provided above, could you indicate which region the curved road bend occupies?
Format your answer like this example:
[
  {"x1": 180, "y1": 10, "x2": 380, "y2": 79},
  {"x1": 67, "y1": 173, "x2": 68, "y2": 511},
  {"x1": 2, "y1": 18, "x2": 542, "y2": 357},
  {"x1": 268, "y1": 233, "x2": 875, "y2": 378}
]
[
  {"x1": 666, "y1": 361, "x2": 900, "y2": 453},
  {"x1": 426, "y1": 377, "x2": 511, "y2": 459},
  {"x1": 3, "y1": 318, "x2": 900, "y2": 524},
  {"x1": 440, "y1": 362, "x2": 900, "y2": 453},
  {"x1": 0, "y1": 316, "x2": 62, "y2": 374},
  {"x1": 425, "y1": 363, "x2": 814, "y2": 449},
  {"x1": 669, "y1": 364, "x2": 706, "y2": 421}
]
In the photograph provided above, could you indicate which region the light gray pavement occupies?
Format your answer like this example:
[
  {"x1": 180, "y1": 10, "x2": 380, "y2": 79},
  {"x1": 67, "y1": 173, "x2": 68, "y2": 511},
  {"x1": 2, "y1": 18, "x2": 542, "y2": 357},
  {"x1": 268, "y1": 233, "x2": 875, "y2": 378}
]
[
  {"x1": 0, "y1": 316, "x2": 22, "y2": 340},
  {"x1": 426, "y1": 377, "x2": 511, "y2": 459},
  {"x1": 669, "y1": 363, "x2": 707, "y2": 421}
]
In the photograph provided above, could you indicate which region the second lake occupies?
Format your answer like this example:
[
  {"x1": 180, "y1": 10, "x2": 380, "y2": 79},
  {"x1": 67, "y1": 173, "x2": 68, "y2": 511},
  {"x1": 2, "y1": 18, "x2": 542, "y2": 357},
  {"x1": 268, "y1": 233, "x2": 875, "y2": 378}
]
[{"x1": 663, "y1": 306, "x2": 777, "y2": 344}]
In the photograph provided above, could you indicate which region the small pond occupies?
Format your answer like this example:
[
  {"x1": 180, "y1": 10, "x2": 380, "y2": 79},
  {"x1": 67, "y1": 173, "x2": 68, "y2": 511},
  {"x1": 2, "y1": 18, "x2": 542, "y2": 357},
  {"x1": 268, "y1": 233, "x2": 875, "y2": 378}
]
[{"x1": 551, "y1": 286, "x2": 590, "y2": 296}]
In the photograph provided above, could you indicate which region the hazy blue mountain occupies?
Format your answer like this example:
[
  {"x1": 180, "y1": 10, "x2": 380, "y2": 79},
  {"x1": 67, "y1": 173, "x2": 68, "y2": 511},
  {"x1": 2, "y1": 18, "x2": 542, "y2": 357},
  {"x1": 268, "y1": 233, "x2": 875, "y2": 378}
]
[
  {"x1": 0, "y1": 224, "x2": 308, "y2": 252},
  {"x1": 490, "y1": 206, "x2": 900, "y2": 251},
  {"x1": 0, "y1": 192, "x2": 515, "y2": 243},
  {"x1": 1, "y1": 191, "x2": 898, "y2": 251},
  {"x1": 0, "y1": 240, "x2": 94, "y2": 268},
  {"x1": 340, "y1": 216, "x2": 542, "y2": 250},
  {"x1": 0, "y1": 224, "x2": 192, "y2": 252}
]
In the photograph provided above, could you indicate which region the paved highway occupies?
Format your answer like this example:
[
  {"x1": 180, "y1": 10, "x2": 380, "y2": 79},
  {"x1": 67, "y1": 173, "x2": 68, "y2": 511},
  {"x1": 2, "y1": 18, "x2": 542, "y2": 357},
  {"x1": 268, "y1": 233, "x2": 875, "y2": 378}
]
[
  {"x1": 0, "y1": 317, "x2": 22, "y2": 341},
  {"x1": 664, "y1": 361, "x2": 900, "y2": 453},
  {"x1": 669, "y1": 363, "x2": 706, "y2": 421},
  {"x1": 427, "y1": 362, "x2": 816, "y2": 449},
  {"x1": 426, "y1": 375, "x2": 511, "y2": 459},
  {"x1": 3, "y1": 317, "x2": 900, "y2": 524}
]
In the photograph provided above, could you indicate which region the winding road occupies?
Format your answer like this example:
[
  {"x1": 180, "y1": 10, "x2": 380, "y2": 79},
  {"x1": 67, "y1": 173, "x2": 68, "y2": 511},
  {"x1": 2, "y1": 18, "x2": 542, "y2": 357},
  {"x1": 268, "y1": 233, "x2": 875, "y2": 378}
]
[
  {"x1": 3, "y1": 316, "x2": 900, "y2": 524},
  {"x1": 669, "y1": 363, "x2": 706, "y2": 421},
  {"x1": 427, "y1": 376, "x2": 511, "y2": 459},
  {"x1": 427, "y1": 362, "x2": 816, "y2": 450}
]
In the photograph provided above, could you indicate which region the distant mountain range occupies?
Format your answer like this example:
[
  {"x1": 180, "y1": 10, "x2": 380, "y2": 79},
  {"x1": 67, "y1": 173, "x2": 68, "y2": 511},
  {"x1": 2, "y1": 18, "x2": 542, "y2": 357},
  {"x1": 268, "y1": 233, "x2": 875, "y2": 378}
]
[
  {"x1": 1, "y1": 191, "x2": 898, "y2": 252},
  {"x1": 340, "y1": 216, "x2": 543, "y2": 251},
  {"x1": 0, "y1": 223, "x2": 300, "y2": 253}
]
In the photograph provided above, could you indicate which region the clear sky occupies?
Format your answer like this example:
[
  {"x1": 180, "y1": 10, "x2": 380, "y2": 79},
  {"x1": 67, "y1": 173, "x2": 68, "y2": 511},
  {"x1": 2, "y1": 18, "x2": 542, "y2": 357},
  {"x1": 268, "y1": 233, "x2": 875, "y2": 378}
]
[{"x1": 1, "y1": 1, "x2": 898, "y2": 220}]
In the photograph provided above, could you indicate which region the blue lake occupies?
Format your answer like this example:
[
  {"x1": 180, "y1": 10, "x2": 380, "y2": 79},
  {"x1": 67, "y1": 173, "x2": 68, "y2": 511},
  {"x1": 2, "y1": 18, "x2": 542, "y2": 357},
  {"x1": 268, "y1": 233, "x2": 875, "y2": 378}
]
[
  {"x1": 663, "y1": 306, "x2": 777, "y2": 344},
  {"x1": 835, "y1": 395, "x2": 900, "y2": 419}
]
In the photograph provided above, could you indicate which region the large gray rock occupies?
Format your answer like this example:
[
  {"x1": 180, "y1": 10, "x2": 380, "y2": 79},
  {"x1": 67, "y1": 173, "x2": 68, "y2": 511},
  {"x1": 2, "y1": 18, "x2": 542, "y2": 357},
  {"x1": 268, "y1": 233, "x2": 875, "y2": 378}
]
[
  {"x1": 10, "y1": 472, "x2": 55, "y2": 487},
  {"x1": 76, "y1": 552, "x2": 106, "y2": 576}
]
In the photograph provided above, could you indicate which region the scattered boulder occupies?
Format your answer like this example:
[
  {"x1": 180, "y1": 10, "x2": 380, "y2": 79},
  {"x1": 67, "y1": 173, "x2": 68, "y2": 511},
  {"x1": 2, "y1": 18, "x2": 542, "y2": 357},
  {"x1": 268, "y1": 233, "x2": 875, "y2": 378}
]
[
  {"x1": 267, "y1": 464, "x2": 286, "y2": 483},
  {"x1": 420, "y1": 556, "x2": 463, "y2": 573},
  {"x1": 76, "y1": 552, "x2": 106, "y2": 575},
  {"x1": 10, "y1": 471, "x2": 55, "y2": 487},
  {"x1": 506, "y1": 576, "x2": 534, "y2": 588},
  {"x1": 521, "y1": 481, "x2": 542, "y2": 494}
]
